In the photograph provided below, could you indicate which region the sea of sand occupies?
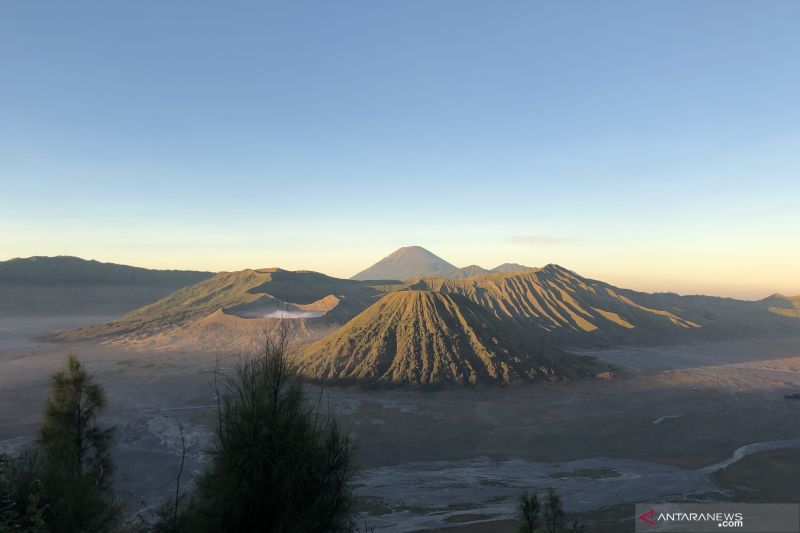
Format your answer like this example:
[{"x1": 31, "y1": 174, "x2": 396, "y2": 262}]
[{"x1": 1, "y1": 317, "x2": 800, "y2": 531}]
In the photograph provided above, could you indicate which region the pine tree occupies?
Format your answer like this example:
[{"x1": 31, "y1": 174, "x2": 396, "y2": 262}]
[
  {"x1": 0, "y1": 451, "x2": 47, "y2": 532},
  {"x1": 37, "y1": 354, "x2": 118, "y2": 532},
  {"x1": 171, "y1": 326, "x2": 355, "y2": 532}
]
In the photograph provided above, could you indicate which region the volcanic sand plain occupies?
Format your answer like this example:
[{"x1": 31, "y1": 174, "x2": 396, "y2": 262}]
[{"x1": 1, "y1": 317, "x2": 799, "y2": 531}]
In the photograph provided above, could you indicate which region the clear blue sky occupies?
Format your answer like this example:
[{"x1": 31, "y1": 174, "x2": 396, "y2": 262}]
[{"x1": 1, "y1": 1, "x2": 798, "y2": 298}]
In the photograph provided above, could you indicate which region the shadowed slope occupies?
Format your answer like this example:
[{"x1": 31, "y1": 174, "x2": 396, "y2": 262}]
[
  {"x1": 0, "y1": 256, "x2": 210, "y2": 286},
  {"x1": 0, "y1": 256, "x2": 212, "y2": 316},
  {"x1": 298, "y1": 290, "x2": 602, "y2": 386}
]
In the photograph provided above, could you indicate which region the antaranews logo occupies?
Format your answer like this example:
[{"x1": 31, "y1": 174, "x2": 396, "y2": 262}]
[
  {"x1": 634, "y1": 503, "x2": 799, "y2": 532},
  {"x1": 639, "y1": 509, "x2": 743, "y2": 528},
  {"x1": 639, "y1": 509, "x2": 656, "y2": 526}
]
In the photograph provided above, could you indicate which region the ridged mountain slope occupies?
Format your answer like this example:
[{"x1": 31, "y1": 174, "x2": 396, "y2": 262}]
[
  {"x1": 410, "y1": 265, "x2": 798, "y2": 345},
  {"x1": 298, "y1": 290, "x2": 602, "y2": 386}
]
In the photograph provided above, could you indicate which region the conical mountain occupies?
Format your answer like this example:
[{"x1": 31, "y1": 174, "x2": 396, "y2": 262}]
[
  {"x1": 351, "y1": 246, "x2": 457, "y2": 281},
  {"x1": 298, "y1": 290, "x2": 602, "y2": 386}
]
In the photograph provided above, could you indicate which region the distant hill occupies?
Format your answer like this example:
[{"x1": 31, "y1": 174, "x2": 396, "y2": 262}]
[
  {"x1": 491, "y1": 262, "x2": 532, "y2": 273},
  {"x1": 449, "y1": 263, "x2": 534, "y2": 279},
  {"x1": 449, "y1": 265, "x2": 491, "y2": 279},
  {"x1": 350, "y1": 246, "x2": 532, "y2": 281},
  {"x1": 0, "y1": 256, "x2": 212, "y2": 316},
  {"x1": 298, "y1": 290, "x2": 604, "y2": 386},
  {"x1": 0, "y1": 256, "x2": 210, "y2": 286},
  {"x1": 758, "y1": 294, "x2": 800, "y2": 318},
  {"x1": 57, "y1": 268, "x2": 395, "y2": 346}
]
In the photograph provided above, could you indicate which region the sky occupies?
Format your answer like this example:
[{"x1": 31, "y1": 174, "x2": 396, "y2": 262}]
[{"x1": 1, "y1": 1, "x2": 798, "y2": 299}]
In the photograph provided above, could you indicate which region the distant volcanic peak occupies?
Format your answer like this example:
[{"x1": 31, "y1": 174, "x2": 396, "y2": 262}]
[
  {"x1": 396, "y1": 245, "x2": 433, "y2": 254},
  {"x1": 449, "y1": 265, "x2": 492, "y2": 279},
  {"x1": 351, "y1": 245, "x2": 457, "y2": 281},
  {"x1": 351, "y1": 246, "x2": 540, "y2": 282},
  {"x1": 299, "y1": 289, "x2": 598, "y2": 386},
  {"x1": 491, "y1": 262, "x2": 532, "y2": 273}
]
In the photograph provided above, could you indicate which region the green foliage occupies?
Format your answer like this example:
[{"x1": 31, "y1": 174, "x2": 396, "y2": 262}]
[
  {"x1": 0, "y1": 451, "x2": 47, "y2": 532},
  {"x1": 169, "y1": 327, "x2": 356, "y2": 532},
  {"x1": 543, "y1": 488, "x2": 565, "y2": 533},
  {"x1": 518, "y1": 488, "x2": 585, "y2": 533},
  {"x1": 37, "y1": 353, "x2": 119, "y2": 533},
  {"x1": 518, "y1": 491, "x2": 540, "y2": 533}
]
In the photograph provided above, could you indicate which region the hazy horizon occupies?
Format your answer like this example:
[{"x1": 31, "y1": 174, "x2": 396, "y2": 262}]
[
  {"x1": 2, "y1": 2, "x2": 798, "y2": 300},
  {"x1": 1, "y1": 246, "x2": 795, "y2": 301}
]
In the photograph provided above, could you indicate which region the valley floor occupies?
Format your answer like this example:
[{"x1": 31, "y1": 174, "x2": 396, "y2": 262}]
[{"x1": 1, "y1": 318, "x2": 799, "y2": 531}]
